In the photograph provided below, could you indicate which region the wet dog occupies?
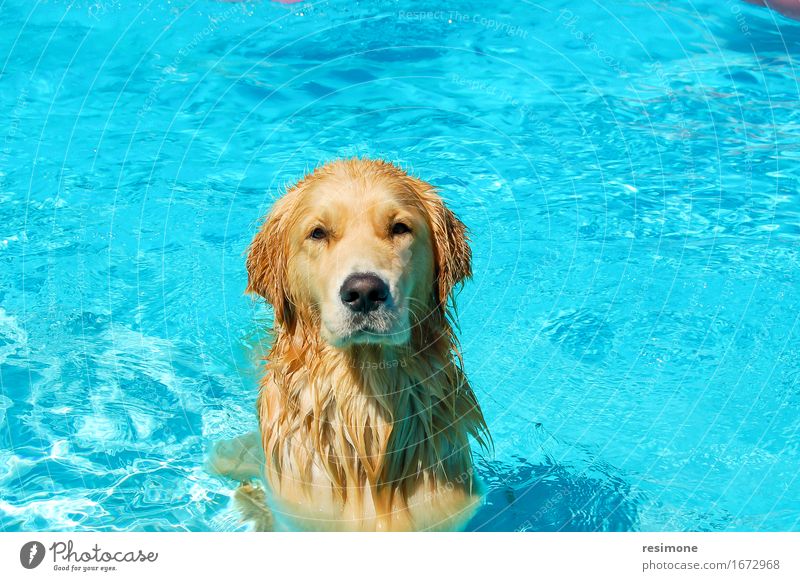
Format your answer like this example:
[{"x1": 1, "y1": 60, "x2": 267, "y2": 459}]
[{"x1": 214, "y1": 158, "x2": 488, "y2": 531}]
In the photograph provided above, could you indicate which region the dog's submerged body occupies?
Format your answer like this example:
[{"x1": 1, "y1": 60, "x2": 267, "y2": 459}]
[{"x1": 225, "y1": 159, "x2": 488, "y2": 531}]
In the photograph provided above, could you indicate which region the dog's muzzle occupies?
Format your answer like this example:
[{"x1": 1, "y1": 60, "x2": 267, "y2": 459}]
[{"x1": 327, "y1": 272, "x2": 406, "y2": 345}]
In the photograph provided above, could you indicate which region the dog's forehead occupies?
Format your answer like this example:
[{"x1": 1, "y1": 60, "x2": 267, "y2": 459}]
[{"x1": 300, "y1": 174, "x2": 416, "y2": 215}]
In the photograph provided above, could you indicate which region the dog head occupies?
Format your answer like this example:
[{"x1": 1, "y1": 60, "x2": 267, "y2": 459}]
[{"x1": 246, "y1": 159, "x2": 471, "y2": 348}]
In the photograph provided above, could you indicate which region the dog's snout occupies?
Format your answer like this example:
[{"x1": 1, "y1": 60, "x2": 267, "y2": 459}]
[{"x1": 339, "y1": 273, "x2": 389, "y2": 313}]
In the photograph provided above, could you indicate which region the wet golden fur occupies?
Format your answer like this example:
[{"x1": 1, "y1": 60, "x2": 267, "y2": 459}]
[{"x1": 239, "y1": 158, "x2": 488, "y2": 531}]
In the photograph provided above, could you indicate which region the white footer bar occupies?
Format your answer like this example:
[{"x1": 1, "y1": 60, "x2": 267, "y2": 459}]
[{"x1": 2, "y1": 532, "x2": 798, "y2": 580}]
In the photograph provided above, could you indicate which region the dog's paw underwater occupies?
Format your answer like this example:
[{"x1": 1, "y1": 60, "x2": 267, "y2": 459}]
[{"x1": 207, "y1": 431, "x2": 264, "y2": 483}]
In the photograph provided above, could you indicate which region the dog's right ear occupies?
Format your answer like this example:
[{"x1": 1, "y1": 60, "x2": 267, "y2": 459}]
[
  {"x1": 407, "y1": 177, "x2": 472, "y2": 311},
  {"x1": 246, "y1": 196, "x2": 294, "y2": 326}
]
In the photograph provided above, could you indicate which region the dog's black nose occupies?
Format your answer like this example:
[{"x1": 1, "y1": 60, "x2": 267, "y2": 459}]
[{"x1": 339, "y1": 273, "x2": 389, "y2": 313}]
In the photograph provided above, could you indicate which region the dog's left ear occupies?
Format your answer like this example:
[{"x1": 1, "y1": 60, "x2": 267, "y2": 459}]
[
  {"x1": 246, "y1": 196, "x2": 294, "y2": 326},
  {"x1": 411, "y1": 178, "x2": 472, "y2": 309}
]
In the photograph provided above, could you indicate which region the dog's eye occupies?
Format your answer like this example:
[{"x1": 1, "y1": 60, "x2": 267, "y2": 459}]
[
  {"x1": 391, "y1": 222, "x2": 412, "y2": 236},
  {"x1": 309, "y1": 227, "x2": 327, "y2": 240}
]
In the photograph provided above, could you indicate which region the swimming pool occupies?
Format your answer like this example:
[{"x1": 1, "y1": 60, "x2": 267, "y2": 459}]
[{"x1": 1, "y1": 0, "x2": 798, "y2": 532}]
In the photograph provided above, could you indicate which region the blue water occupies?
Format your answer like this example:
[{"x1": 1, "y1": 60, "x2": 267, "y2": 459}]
[{"x1": 1, "y1": 0, "x2": 799, "y2": 532}]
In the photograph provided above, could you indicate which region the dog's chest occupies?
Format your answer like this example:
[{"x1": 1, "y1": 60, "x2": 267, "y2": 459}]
[{"x1": 258, "y1": 362, "x2": 477, "y2": 531}]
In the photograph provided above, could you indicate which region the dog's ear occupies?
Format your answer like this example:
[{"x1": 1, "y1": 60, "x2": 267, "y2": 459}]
[
  {"x1": 411, "y1": 178, "x2": 472, "y2": 309},
  {"x1": 246, "y1": 196, "x2": 294, "y2": 326}
]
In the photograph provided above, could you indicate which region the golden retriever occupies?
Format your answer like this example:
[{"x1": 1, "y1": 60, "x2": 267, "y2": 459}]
[{"x1": 214, "y1": 158, "x2": 489, "y2": 531}]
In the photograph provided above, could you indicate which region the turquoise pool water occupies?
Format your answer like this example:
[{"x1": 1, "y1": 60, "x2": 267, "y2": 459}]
[{"x1": 1, "y1": 0, "x2": 799, "y2": 532}]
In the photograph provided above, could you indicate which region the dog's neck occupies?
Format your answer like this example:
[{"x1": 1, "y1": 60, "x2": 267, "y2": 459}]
[
  {"x1": 273, "y1": 310, "x2": 467, "y2": 408},
  {"x1": 261, "y1": 309, "x2": 488, "y2": 510}
]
